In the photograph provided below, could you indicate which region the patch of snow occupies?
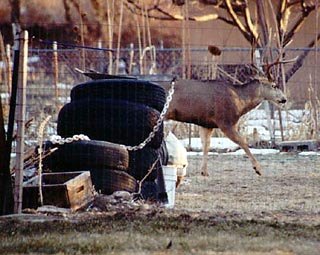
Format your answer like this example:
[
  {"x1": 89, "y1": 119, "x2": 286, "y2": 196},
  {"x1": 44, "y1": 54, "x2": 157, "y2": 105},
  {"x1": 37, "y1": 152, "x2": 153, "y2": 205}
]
[
  {"x1": 181, "y1": 137, "x2": 240, "y2": 151},
  {"x1": 57, "y1": 83, "x2": 73, "y2": 90},
  {"x1": 1, "y1": 93, "x2": 9, "y2": 99},
  {"x1": 298, "y1": 151, "x2": 320, "y2": 156},
  {"x1": 226, "y1": 148, "x2": 279, "y2": 155},
  {"x1": 187, "y1": 151, "x2": 219, "y2": 156},
  {"x1": 176, "y1": 108, "x2": 318, "y2": 156}
]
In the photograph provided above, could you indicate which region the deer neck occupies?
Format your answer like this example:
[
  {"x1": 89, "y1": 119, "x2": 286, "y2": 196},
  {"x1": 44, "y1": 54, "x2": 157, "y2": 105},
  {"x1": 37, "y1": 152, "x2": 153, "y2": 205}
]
[{"x1": 233, "y1": 81, "x2": 264, "y2": 115}]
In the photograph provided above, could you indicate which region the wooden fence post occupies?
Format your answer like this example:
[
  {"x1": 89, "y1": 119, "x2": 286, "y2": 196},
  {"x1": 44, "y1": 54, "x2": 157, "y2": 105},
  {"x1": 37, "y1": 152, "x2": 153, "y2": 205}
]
[
  {"x1": 97, "y1": 39, "x2": 103, "y2": 72},
  {"x1": 128, "y1": 43, "x2": 134, "y2": 74},
  {"x1": 53, "y1": 41, "x2": 59, "y2": 104},
  {"x1": 115, "y1": 0, "x2": 124, "y2": 75},
  {"x1": 14, "y1": 30, "x2": 28, "y2": 214},
  {"x1": 6, "y1": 44, "x2": 12, "y2": 96}
]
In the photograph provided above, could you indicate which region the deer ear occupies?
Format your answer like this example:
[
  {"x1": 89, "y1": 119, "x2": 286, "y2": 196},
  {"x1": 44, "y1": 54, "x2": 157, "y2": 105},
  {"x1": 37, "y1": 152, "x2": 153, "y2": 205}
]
[
  {"x1": 252, "y1": 74, "x2": 259, "y2": 80},
  {"x1": 251, "y1": 75, "x2": 261, "y2": 83}
]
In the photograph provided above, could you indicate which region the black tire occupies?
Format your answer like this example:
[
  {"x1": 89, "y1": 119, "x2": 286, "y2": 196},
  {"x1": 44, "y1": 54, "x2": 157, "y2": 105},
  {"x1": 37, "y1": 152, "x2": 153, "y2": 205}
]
[
  {"x1": 43, "y1": 140, "x2": 129, "y2": 172},
  {"x1": 141, "y1": 180, "x2": 159, "y2": 201},
  {"x1": 128, "y1": 141, "x2": 168, "y2": 181},
  {"x1": 57, "y1": 99, "x2": 164, "y2": 149},
  {"x1": 90, "y1": 169, "x2": 138, "y2": 195},
  {"x1": 70, "y1": 79, "x2": 166, "y2": 112}
]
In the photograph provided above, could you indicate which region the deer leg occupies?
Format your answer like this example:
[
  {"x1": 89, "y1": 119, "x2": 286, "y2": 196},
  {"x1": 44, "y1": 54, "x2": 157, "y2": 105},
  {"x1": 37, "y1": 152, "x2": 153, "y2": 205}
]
[
  {"x1": 219, "y1": 125, "x2": 262, "y2": 176},
  {"x1": 199, "y1": 127, "x2": 214, "y2": 176}
]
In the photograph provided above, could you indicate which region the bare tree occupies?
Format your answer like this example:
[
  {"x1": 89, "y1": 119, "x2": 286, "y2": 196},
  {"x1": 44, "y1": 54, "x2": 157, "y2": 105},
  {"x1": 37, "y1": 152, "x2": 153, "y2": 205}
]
[
  {"x1": 125, "y1": 0, "x2": 320, "y2": 81},
  {"x1": 0, "y1": 31, "x2": 14, "y2": 215},
  {"x1": 125, "y1": 0, "x2": 320, "y2": 142}
]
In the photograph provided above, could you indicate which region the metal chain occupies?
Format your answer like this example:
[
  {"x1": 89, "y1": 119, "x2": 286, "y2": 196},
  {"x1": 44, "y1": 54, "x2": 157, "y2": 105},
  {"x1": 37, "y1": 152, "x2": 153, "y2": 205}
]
[
  {"x1": 124, "y1": 77, "x2": 176, "y2": 151},
  {"x1": 49, "y1": 134, "x2": 90, "y2": 145}
]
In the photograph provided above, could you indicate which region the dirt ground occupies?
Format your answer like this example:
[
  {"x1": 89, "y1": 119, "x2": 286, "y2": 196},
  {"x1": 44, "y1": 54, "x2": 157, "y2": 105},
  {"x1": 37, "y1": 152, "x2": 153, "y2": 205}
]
[
  {"x1": 0, "y1": 152, "x2": 320, "y2": 254},
  {"x1": 176, "y1": 152, "x2": 320, "y2": 223}
]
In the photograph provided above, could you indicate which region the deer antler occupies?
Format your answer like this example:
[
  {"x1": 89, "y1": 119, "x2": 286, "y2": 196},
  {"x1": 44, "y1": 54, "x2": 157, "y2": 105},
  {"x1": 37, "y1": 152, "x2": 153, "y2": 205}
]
[{"x1": 266, "y1": 56, "x2": 298, "y2": 80}]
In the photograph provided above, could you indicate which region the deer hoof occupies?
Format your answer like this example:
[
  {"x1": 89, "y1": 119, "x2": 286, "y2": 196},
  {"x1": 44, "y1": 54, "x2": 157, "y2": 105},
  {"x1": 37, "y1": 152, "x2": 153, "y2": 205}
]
[
  {"x1": 201, "y1": 171, "x2": 209, "y2": 177},
  {"x1": 255, "y1": 169, "x2": 262, "y2": 176},
  {"x1": 253, "y1": 166, "x2": 262, "y2": 176}
]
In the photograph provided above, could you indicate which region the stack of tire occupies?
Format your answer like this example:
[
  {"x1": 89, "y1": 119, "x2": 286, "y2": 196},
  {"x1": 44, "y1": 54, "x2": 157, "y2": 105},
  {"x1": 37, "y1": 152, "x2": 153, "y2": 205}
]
[{"x1": 43, "y1": 79, "x2": 168, "y2": 198}]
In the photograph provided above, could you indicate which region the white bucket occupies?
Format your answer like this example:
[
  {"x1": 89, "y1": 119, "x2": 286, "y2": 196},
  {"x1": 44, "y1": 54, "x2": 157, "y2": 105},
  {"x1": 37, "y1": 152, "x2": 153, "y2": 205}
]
[{"x1": 162, "y1": 165, "x2": 177, "y2": 208}]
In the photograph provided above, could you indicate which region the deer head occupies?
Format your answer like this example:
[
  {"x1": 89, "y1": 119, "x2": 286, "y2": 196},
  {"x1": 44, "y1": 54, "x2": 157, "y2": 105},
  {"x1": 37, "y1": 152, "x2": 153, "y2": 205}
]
[
  {"x1": 253, "y1": 74, "x2": 287, "y2": 108},
  {"x1": 251, "y1": 56, "x2": 298, "y2": 108}
]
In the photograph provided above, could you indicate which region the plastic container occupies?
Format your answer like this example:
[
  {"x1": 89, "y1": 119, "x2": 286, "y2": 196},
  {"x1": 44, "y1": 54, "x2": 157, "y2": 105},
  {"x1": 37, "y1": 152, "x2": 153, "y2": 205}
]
[{"x1": 162, "y1": 165, "x2": 177, "y2": 208}]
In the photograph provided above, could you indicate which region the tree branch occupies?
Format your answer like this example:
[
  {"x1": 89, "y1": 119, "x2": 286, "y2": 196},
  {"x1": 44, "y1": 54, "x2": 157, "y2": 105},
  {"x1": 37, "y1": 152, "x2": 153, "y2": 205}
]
[
  {"x1": 124, "y1": 1, "x2": 176, "y2": 20},
  {"x1": 243, "y1": 0, "x2": 258, "y2": 42},
  {"x1": 285, "y1": 32, "x2": 320, "y2": 82},
  {"x1": 283, "y1": 3, "x2": 315, "y2": 46},
  {"x1": 225, "y1": 0, "x2": 253, "y2": 43},
  {"x1": 199, "y1": 0, "x2": 247, "y2": 13},
  {"x1": 125, "y1": 1, "x2": 219, "y2": 21},
  {"x1": 62, "y1": 0, "x2": 72, "y2": 24},
  {"x1": 217, "y1": 15, "x2": 235, "y2": 25},
  {"x1": 277, "y1": 0, "x2": 287, "y2": 35},
  {"x1": 124, "y1": 0, "x2": 244, "y2": 29},
  {"x1": 256, "y1": 1, "x2": 269, "y2": 47}
]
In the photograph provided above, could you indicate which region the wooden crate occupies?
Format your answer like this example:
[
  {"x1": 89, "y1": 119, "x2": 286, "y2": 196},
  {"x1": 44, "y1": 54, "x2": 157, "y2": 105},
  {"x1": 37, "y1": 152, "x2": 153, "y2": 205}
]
[{"x1": 23, "y1": 171, "x2": 94, "y2": 210}]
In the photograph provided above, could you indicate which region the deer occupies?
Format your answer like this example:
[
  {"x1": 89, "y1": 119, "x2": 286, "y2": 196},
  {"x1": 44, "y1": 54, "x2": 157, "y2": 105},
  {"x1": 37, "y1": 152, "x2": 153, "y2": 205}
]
[
  {"x1": 158, "y1": 62, "x2": 288, "y2": 177},
  {"x1": 76, "y1": 50, "x2": 290, "y2": 177}
]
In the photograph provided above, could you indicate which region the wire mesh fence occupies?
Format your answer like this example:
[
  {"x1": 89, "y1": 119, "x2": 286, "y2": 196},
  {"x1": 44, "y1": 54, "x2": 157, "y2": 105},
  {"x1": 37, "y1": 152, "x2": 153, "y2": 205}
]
[{"x1": 0, "y1": 42, "x2": 319, "y2": 151}]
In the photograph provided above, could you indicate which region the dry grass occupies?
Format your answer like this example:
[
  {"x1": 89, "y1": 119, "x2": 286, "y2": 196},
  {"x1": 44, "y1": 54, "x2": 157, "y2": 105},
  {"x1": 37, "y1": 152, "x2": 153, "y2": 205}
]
[
  {"x1": 0, "y1": 209, "x2": 319, "y2": 254},
  {"x1": 0, "y1": 153, "x2": 320, "y2": 254},
  {"x1": 176, "y1": 153, "x2": 320, "y2": 222}
]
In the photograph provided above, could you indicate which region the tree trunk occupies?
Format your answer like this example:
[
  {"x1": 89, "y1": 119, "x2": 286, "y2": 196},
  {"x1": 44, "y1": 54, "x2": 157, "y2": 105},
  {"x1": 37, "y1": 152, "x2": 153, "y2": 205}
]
[
  {"x1": 0, "y1": 94, "x2": 14, "y2": 215},
  {"x1": 10, "y1": 0, "x2": 21, "y2": 23}
]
